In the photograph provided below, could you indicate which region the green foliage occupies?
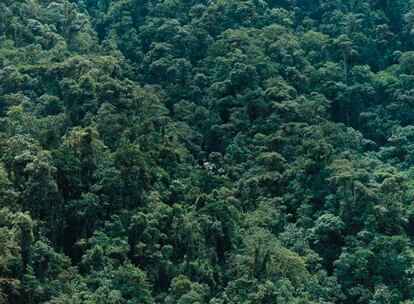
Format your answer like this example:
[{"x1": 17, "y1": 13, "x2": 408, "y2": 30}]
[{"x1": 1, "y1": 0, "x2": 414, "y2": 303}]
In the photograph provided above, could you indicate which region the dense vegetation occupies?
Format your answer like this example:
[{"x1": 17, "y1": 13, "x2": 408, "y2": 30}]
[{"x1": 2, "y1": 0, "x2": 414, "y2": 303}]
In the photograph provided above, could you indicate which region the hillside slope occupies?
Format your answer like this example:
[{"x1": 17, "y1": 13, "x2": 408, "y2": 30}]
[{"x1": 1, "y1": 1, "x2": 414, "y2": 303}]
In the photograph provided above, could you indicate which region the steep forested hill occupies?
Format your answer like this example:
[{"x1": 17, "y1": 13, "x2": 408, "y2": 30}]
[{"x1": 1, "y1": 0, "x2": 414, "y2": 303}]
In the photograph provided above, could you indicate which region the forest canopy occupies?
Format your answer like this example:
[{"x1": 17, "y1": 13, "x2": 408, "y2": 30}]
[{"x1": 1, "y1": 0, "x2": 414, "y2": 303}]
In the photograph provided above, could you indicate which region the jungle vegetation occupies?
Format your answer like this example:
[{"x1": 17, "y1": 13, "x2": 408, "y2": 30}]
[{"x1": 2, "y1": 0, "x2": 414, "y2": 303}]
